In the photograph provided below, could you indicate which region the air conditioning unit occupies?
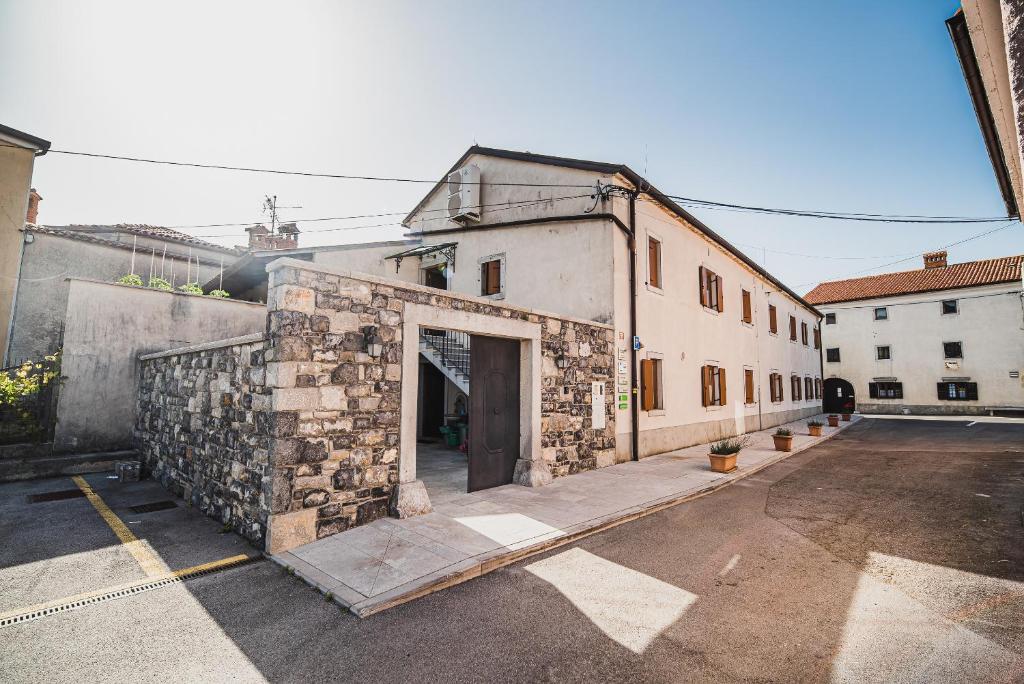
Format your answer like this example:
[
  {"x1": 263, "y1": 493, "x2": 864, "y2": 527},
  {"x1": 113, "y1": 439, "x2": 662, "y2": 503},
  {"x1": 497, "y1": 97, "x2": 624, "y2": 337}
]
[{"x1": 447, "y1": 164, "x2": 481, "y2": 223}]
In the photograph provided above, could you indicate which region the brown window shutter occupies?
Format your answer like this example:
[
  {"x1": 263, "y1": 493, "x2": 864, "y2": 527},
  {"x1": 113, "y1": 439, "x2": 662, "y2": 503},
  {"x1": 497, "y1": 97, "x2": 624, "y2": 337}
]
[
  {"x1": 742, "y1": 290, "x2": 751, "y2": 323},
  {"x1": 641, "y1": 360, "x2": 655, "y2": 411},
  {"x1": 700, "y1": 365, "x2": 711, "y2": 406},
  {"x1": 715, "y1": 275, "x2": 725, "y2": 313},
  {"x1": 649, "y1": 239, "x2": 660, "y2": 288},
  {"x1": 769, "y1": 306, "x2": 777, "y2": 333},
  {"x1": 698, "y1": 266, "x2": 708, "y2": 307},
  {"x1": 718, "y1": 367, "x2": 727, "y2": 405},
  {"x1": 744, "y1": 369, "x2": 754, "y2": 404},
  {"x1": 488, "y1": 260, "x2": 501, "y2": 295}
]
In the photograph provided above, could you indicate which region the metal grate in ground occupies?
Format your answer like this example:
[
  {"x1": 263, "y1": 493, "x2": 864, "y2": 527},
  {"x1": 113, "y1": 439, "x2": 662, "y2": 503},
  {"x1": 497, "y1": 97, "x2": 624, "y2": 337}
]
[
  {"x1": 128, "y1": 500, "x2": 178, "y2": 514},
  {"x1": 27, "y1": 489, "x2": 86, "y2": 503}
]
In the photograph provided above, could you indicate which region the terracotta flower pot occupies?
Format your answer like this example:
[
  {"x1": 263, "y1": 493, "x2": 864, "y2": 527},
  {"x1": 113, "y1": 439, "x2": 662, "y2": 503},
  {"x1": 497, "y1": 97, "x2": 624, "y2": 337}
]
[
  {"x1": 772, "y1": 434, "x2": 794, "y2": 452},
  {"x1": 808, "y1": 424, "x2": 823, "y2": 437},
  {"x1": 708, "y1": 453, "x2": 737, "y2": 473},
  {"x1": 827, "y1": 415, "x2": 839, "y2": 427},
  {"x1": 842, "y1": 413, "x2": 851, "y2": 422}
]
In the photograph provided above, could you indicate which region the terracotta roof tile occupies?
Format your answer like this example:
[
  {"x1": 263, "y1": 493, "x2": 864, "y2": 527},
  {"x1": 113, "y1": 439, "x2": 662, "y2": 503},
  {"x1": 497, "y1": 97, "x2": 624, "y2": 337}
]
[
  {"x1": 38, "y1": 224, "x2": 240, "y2": 254},
  {"x1": 804, "y1": 254, "x2": 1023, "y2": 304}
]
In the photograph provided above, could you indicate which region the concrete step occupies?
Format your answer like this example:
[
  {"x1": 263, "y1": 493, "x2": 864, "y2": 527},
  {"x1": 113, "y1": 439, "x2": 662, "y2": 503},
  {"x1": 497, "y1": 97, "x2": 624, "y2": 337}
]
[{"x1": 0, "y1": 449, "x2": 136, "y2": 482}]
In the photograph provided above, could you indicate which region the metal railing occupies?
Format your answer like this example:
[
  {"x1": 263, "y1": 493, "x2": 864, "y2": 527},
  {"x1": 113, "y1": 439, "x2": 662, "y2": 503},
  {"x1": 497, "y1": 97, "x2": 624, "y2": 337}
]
[
  {"x1": 0, "y1": 355, "x2": 60, "y2": 446},
  {"x1": 420, "y1": 330, "x2": 470, "y2": 378}
]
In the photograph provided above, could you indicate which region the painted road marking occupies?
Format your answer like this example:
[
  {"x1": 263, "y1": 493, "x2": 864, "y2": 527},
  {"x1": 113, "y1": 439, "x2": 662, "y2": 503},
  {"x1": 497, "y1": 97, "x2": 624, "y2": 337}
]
[
  {"x1": 718, "y1": 554, "x2": 741, "y2": 577},
  {"x1": 975, "y1": 493, "x2": 991, "y2": 498},
  {"x1": 0, "y1": 554, "x2": 257, "y2": 626},
  {"x1": 71, "y1": 475, "x2": 167, "y2": 577},
  {"x1": 966, "y1": 421, "x2": 977, "y2": 427}
]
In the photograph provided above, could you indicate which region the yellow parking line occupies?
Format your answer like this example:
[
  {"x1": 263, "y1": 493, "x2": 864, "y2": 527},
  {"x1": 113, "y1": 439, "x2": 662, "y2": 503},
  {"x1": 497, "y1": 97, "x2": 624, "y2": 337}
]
[{"x1": 71, "y1": 475, "x2": 167, "y2": 578}]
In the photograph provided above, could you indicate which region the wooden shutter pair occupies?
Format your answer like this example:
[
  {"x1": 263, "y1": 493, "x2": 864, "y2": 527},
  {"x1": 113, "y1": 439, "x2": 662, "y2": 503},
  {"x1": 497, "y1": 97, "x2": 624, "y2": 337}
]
[
  {"x1": 768, "y1": 373, "x2": 781, "y2": 402},
  {"x1": 792, "y1": 375, "x2": 801, "y2": 400},
  {"x1": 769, "y1": 306, "x2": 778, "y2": 334},
  {"x1": 744, "y1": 369, "x2": 755, "y2": 404},
  {"x1": 701, "y1": 365, "x2": 727, "y2": 406},
  {"x1": 813, "y1": 327, "x2": 821, "y2": 349},
  {"x1": 699, "y1": 266, "x2": 709, "y2": 307},
  {"x1": 741, "y1": 290, "x2": 752, "y2": 324},
  {"x1": 801, "y1": 322, "x2": 808, "y2": 345},
  {"x1": 698, "y1": 267, "x2": 725, "y2": 312},
  {"x1": 641, "y1": 359, "x2": 655, "y2": 411},
  {"x1": 789, "y1": 316, "x2": 797, "y2": 341},
  {"x1": 648, "y1": 239, "x2": 661, "y2": 288},
  {"x1": 481, "y1": 260, "x2": 501, "y2": 295}
]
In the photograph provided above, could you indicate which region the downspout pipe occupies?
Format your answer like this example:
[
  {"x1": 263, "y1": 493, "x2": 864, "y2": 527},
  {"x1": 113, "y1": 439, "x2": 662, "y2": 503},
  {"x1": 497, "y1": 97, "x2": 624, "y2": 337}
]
[{"x1": 627, "y1": 193, "x2": 640, "y2": 461}]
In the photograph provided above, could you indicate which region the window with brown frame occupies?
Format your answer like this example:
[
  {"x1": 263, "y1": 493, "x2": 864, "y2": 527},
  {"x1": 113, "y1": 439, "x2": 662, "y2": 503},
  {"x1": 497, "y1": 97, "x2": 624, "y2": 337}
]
[
  {"x1": 701, "y1": 364, "x2": 727, "y2": 407},
  {"x1": 789, "y1": 315, "x2": 797, "y2": 341},
  {"x1": 640, "y1": 358, "x2": 664, "y2": 411},
  {"x1": 804, "y1": 376, "x2": 813, "y2": 400},
  {"x1": 480, "y1": 259, "x2": 501, "y2": 296},
  {"x1": 768, "y1": 305, "x2": 778, "y2": 334},
  {"x1": 791, "y1": 374, "x2": 802, "y2": 400},
  {"x1": 813, "y1": 326, "x2": 821, "y2": 350},
  {"x1": 801, "y1": 321, "x2": 808, "y2": 346},
  {"x1": 699, "y1": 266, "x2": 724, "y2": 312},
  {"x1": 744, "y1": 368, "x2": 755, "y2": 404},
  {"x1": 741, "y1": 289, "x2": 752, "y2": 324},
  {"x1": 648, "y1": 237, "x2": 662, "y2": 289},
  {"x1": 769, "y1": 372, "x2": 784, "y2": 402},
  {"x1": 814, "y1": 378, "x2": 821, "y2": 399}
]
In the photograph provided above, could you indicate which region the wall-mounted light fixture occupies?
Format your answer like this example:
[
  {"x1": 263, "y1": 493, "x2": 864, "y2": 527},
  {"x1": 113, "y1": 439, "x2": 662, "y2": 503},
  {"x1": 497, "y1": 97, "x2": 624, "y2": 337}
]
[
  {"x1": 555, "y1": 355, "x2": 568, "y2": 370},
  {"x1": 363, "y1": 325, "x2": 384, "y2": 359}
]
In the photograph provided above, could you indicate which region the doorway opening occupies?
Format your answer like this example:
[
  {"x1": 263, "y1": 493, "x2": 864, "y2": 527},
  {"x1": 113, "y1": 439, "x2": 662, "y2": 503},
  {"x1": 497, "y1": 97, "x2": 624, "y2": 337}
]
[
  {"x1": 823, "y1": 377, "x2": 856, "y2": 414},
  {"x1": 415, "y1": 328, "x2": 521, "y2": 502}
]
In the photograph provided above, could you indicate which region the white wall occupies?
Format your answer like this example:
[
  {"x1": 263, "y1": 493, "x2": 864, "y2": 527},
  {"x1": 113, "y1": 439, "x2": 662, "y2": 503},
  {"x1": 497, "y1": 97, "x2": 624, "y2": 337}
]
[
  {"x1": 311, "y1": 240, "x2": 421, "y2": 282},
  {"x1": 817, "y1": 282, "x2": 1024, "y2": 413}
]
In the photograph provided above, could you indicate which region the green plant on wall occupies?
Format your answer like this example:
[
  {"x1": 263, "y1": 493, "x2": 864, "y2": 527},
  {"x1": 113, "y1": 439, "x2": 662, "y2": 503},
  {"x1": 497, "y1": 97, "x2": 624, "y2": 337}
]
[
  {"x1": 207, "y1": 289, "x2": 230, "y2": 298},
  {"x1": 0, "y1": 351, "x2": 61, "y2": 444},
  {"x1": 117, "y1": 274, "x2": 143, "y2": 286},
  {"x1": 148, "y1": 277, "x2": 172, "y2": 291},
  {"x1": 177, "y1": 282, "x2": 204, "y2": 295}
]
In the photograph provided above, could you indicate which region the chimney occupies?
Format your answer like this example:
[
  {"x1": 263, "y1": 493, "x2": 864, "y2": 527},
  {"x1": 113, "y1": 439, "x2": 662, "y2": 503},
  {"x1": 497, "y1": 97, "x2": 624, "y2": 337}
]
[
  {"x1": 244, "y1": 223, "x2": 299, "y2": 251},
  {"x1": 245, "y1": 224, "x2": 271, "y2": 250},
  {"x1": 26, "y1": 188, "x2": 42, "y2": 224},
  {"x1": 923, "y1": 251, "x2": 948, "y2": 269}
]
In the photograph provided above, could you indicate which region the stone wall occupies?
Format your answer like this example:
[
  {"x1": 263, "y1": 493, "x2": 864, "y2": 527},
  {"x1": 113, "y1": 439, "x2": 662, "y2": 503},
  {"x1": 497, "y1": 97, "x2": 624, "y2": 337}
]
[
  {"x1": 263, "y1": 261, "x2": 616, "y2": 550},
  {"x1": 136, "y1": 333, "x2": 271, "y2": 545}
]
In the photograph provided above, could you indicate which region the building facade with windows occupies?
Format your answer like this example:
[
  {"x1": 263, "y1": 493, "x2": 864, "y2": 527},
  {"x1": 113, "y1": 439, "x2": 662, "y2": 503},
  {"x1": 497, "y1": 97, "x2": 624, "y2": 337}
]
[{"x1": 806, "y1": 251, "x2": 1024, "y2": 416}]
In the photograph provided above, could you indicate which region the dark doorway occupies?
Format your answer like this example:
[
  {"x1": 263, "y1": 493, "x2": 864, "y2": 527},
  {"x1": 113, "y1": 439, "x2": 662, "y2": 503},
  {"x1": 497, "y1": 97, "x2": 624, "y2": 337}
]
[
  {"x1": 423, "y1": 265, "x2": 448, "y2": 290},
  {"x1": 419, "y1": 362, "x2": 446, "y2": 441},
  {"x1": 468, "y1": 335, "x2": 520, "y2": 492},
  {"x1": 823, "y1": 378, "x2": 856, "y2": 414}
]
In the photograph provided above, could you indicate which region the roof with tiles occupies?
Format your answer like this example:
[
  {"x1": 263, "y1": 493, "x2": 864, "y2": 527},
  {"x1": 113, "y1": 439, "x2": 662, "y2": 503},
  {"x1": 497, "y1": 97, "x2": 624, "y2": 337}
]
[
  {"x1": 804, "y1": 254, "x2": 1023, "y2": 305},
  {"x1": 34, "y1": 224, "x2": 240, "y2": 255}
]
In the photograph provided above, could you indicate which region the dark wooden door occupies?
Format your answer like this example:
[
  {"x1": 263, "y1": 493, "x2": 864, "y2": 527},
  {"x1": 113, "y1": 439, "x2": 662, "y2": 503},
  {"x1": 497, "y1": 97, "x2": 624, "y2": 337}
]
[
  {"x1": 419, "y1": 362, "x2": 446, "y2": 441},
  {"x1": 823, "y1": 378, "x2": 855, "y2": 414},
  {"x1": 469, "y1": 335, "x2": 520, "y2": 492}
]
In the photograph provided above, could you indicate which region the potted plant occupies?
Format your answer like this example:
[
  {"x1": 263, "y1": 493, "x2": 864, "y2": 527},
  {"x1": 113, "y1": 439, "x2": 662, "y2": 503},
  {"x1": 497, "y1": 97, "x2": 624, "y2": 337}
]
[
  {"x1": 708, "y1": 438, "x2": 744, "y2": 473},
  {"x1": 827, "y1": 415, "x2": 839, "y2": 427},
  {"x1": 807, "y1": 420, "x2": 823, "y2": 437},
  {"x1": 772, "y1": 427, "x2": 794, "y2": 452},
  {"x1": 841, "y1": 413, "x2": 851, "y2": 422}
]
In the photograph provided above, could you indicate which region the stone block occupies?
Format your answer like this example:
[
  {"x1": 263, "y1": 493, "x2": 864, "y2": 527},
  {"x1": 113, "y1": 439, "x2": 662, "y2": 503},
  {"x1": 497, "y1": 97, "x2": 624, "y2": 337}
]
[
  {"x1": 274, "y1": 285, "x2": 316, "y2": 314},
  {"x1": 274, "y1": 337, "x2": 313, "y2": 362},
  {"x1": 272, "y1": 388, "x2": 320, "y2": 412},
  {"x1": 320, "y1": 385, "x2": 346, "y2": 410},
  {"x1": 384, "y1": 364, "x2": 402, "y2": 381},
  {"x1": 267, "y1": 508, "x2": 317, "y2": 554}
]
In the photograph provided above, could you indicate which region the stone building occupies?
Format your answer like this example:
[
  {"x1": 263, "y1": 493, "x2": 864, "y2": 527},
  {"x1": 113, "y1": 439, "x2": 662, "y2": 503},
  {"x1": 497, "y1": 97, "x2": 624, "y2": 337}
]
[{"x1": 806, "y1": 251, "x2": 1024, "y2": 416}]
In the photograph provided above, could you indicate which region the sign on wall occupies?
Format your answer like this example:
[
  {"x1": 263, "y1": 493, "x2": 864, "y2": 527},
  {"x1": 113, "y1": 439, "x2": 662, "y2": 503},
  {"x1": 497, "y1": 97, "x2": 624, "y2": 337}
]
[{"x1": 591, "y1": 381, "x2": 606, "y2": 430}]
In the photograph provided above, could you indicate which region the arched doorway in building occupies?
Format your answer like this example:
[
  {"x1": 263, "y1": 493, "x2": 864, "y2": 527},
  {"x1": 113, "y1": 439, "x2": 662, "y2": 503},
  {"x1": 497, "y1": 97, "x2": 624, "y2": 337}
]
[{"x1": 823, "y1": 378, "x2": 856, "y2": 414}]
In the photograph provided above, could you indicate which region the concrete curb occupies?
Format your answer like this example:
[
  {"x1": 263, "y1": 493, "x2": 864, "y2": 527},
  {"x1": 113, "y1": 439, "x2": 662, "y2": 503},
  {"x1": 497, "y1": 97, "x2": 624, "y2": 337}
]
[{"x1": 274, "y1": 415, "x2": 863, "y2": 618}]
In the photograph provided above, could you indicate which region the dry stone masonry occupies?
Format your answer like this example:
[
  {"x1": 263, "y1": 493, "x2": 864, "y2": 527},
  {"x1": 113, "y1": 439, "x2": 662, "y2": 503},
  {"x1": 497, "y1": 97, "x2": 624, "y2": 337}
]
[{"x1": 136, "y1": 335, "x2": 270, "y2": 545}]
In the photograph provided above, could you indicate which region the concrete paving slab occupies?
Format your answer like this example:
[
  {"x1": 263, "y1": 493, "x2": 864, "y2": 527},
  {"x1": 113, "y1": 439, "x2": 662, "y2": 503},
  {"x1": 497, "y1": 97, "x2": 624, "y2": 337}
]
[{"x1": 278, "y1": 413, "x2": 861, "y2": 616}]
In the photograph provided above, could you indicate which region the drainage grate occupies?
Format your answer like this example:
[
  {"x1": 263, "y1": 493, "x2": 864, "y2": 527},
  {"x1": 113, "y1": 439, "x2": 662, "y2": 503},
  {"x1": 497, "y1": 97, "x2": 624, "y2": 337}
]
[
  {"x1": 0, "y1": 555, "x2": 261, "y2": 628},
  {"x1": 27, "y1": 489, "x2": 86, "y2": 503},
  {"x1": 128, "y1": 500, "x2": 178, "y2": 514}
]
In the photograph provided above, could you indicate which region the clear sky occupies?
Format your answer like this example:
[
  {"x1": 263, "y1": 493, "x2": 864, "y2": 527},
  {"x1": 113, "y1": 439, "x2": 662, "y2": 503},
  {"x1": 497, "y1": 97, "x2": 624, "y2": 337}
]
[{"x1": 1, "y1": 0, "x2": 1020, "y2": 294}]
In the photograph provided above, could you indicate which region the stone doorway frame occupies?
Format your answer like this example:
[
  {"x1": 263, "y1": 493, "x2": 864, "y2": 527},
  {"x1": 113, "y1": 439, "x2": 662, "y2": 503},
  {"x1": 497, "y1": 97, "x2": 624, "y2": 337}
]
[{"x1": 392, "y1": 302, "x2": 549, "y2": 518}]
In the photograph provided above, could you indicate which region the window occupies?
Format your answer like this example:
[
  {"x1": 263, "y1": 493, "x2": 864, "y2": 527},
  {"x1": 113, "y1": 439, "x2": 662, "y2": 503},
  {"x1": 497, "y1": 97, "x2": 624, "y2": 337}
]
[
  {"x1": 769, "y1": 372, "x2": 784, "y2": 403},
  {"x1": 648, "y1": 236, "x2": 662, "y2": 289},
  {"x1": 791, "y1": 374, "x2": 802, "y2": 401},
  {"x1": 876, "y1": 345, "x2": 891, "y2": 360},
  {"x1": 701, "y1": 364, "x2": 727, "y2": 407},
  {"x1": 826, "y1": 348, "x2": 840, "y2": 363},
  {"x1": 480, "y1": 257, "x2": 502, "y2": 297},
  {"x1": 640, "y1": 358, "x2": 664, "y2": 411},
  {"x1": 869, "y1": 381, "x2": 903, "y2": 399},
  {"x1": 873, "y1": 307, "x2": 888, "y2": 321},
  {"x1": 744, "y1": 368, "x2": 755, "y2": 404},
  {"x1": 768, "y1": 305, "x2": 778, "y2": 334},
  {"x1": 741, "y1": 289, "x2": 752, "y2": 324},
  {"x1": 825, "y1": 312, "x2": 837, "y2": 325},
  {"x1": 813, "y1": 326, "x2": 821, "y2": 350},
  {"x1": 789, "y1": 315, "x2": 797, "y2": 341},
  {"x1": 699, "y1": 266, "x2": 724, "y2": 312},
  {"x1": 814, "y1": 378, "x2": 821, "y2": 399},
  {"x1": 801, "y1": 321, "x2": 809, "y2": 346},
  {"x1": 941, "y1": 299, "x2": 958, "y2": 315},
  {"x1": 937, "y1": 381, "x2": 978, "y2": 401},
  {"x1": 943, "y1": 341, "x2": 963, "y2": 359},
  {"x1": 804, "y1": 377, "x2": 813, "y2": 400}
]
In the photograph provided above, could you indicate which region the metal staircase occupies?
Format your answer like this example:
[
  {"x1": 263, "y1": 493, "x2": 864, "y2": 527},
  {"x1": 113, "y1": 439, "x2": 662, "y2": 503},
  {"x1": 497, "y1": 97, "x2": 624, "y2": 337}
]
[{"x1": 419, "y1": 330, "x2": 470, "y2": 394}]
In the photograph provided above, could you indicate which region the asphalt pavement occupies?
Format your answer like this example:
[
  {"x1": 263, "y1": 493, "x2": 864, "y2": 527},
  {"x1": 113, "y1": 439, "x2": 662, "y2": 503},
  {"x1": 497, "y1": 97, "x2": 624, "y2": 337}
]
[{"x1": 1, "y1": 418, "x2": 1022, "y2": 683}]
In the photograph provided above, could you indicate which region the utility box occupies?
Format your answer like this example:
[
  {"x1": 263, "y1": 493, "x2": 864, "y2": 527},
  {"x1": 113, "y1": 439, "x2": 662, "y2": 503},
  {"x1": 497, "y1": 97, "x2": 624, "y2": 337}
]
[{"x1": 115, "y1": 460, "x2": 140, "y2": 483}]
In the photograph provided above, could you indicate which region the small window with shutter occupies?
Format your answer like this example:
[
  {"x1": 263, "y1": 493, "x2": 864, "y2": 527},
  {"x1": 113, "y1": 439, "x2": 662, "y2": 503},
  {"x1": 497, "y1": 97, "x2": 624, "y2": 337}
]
[
  {"x1": 768, "y1": 372, "x2": 784, "y2": 403},
  {"x1": 640, "y1": 357, "x2": 664, "y2": 411},
  {"x1": 791, "y1": 374, "x2": 802, "y2": 400},
  {"x1": 479, "y1": 254, "x2": 504, "y2": 298},
  {"x1": 699, "y1": 266, "x2": 724, "y2": 312},
  {"x1": 744, "y1": 368, "x2": 755, "y2": 404},
  {"x1": 741, "y1": 289, "x2": 752, "y2": 324},
  {"x1": 814, "y1": 378, "x2": 821, "y2": 399},
  {"x1": 813, "y1": 326, "x2": 821, "y2": 349},
  {"x1": 789, "y1": 315, "x2": 797, "y2": 341},
  {"x1": 801, "y1": 321, "x2": 808, "y2": 345},
  {"x1": 701, "y1": 363, "x2": 727, "y2": 407},
  {"x1": 768, "y1": 305, "x2": 778, "y2": 334},
  {"x1": 648, "y1": 236, "x2": 662, "y2": 289},
  {"x1": 804, "y1": 376, "x2": 813, "y2": 400}
]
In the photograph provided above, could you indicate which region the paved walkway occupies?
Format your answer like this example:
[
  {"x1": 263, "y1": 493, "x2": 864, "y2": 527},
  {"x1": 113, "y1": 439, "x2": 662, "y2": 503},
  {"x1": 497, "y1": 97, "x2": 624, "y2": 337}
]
[{"x1": 273, "y1": 413, "x2": 861, "y2": 616}]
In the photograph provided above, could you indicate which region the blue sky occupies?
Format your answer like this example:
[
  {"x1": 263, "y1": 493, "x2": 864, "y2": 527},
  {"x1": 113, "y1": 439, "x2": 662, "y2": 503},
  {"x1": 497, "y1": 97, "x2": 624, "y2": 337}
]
[{"x1": 1, "y1": 0, "x2": 1019, "y2": 293}]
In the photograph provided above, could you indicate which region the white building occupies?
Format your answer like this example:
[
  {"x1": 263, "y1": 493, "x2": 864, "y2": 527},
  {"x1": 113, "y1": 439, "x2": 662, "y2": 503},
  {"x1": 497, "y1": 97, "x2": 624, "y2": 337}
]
[
  {"x1": 805, "y1": 251, "x2": 1024, "y2": 416},
  {"x1": 228, "y1": 147, "x2": 824, "y2": 462}
]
